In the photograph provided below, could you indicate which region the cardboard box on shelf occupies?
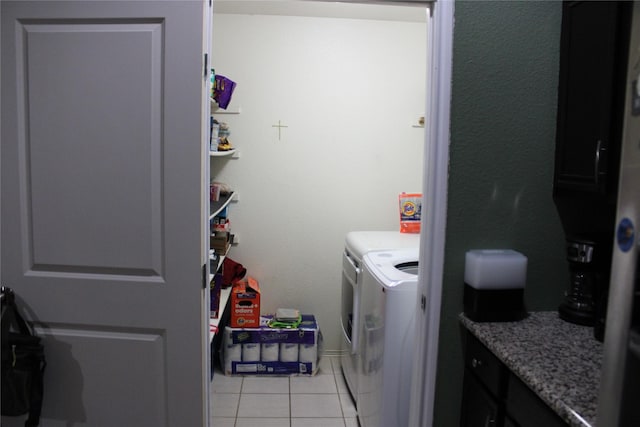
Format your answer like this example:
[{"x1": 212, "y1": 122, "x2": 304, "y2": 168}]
[
  {"x1": 222, "y1": 314, "x2": 321, "y2": 376},
  {"x1": 210, "y1": 231, "x2": 230, "y2": 254},
  {"x1": 230, "y1": 276, "x2": 260, "y2": 328}
]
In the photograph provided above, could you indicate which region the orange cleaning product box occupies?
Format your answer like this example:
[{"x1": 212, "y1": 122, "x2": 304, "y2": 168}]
[
  {"x1": 230, "y1": 276, "x2": 261, "y2": 328},
  {"x1": 399, "y1": 192, "x2": 422, "y2": 233}
]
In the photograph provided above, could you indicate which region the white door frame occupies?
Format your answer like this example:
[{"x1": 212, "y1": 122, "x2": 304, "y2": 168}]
[{"x1": 410, "y1": 1, "x2": 454, "y2": 426}]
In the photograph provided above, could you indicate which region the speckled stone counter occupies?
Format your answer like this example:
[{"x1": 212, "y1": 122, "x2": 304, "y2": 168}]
[{"x1": 460, "y1": 311, "x2": 603, "y2": 427}]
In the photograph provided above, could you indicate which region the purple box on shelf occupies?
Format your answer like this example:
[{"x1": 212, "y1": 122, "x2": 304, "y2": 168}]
[{"x1": 210, "y1": 273, "x2": 223, "y2": 319}]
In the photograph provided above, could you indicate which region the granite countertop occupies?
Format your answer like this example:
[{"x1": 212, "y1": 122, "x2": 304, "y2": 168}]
[{"x1": 460, "y1": 311, "x2": 603, "y2": 427}]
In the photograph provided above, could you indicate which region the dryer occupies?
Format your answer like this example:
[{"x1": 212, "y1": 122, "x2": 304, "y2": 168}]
[
  {"x1": 340, "y1": 232, "x2": 419, "y2": 403},
  {"x1": 357, "y1": 248, "x2": 419, "y2": 427}
]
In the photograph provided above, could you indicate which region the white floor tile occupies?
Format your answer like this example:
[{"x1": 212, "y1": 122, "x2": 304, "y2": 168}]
[
  {"x1": 235, "y1": 418, "x2": 291, "y2": 427},
  {"x1": 210, "y1": 393, "x2": 240, "y2": 418},
  {"x1": 210, "y1": 357, "x2": 356, "y2": 425},
  {"x1": 290, "y1": 374, "x2": 338, "y2": 394},
  {"x1": 242, "y1": 376, "x2": 290, "y2": 394},
  {"x1": 212, "y1": 373, "x2": 243, "y2": 394},
  {"x1": 291, "y1": 418, "x2": 346, "y2": 427},
  {"x1": 237, "y1": 393, "x2": 291, "y2": 418},
  {"x1": 339, "y1": 393, "x2": 357, "y2": 418},
  {"x1": 211, "y1": 417, "x2": 235, "y2": 427},
  {"x1": 290, "y1": 394, "x2": 342, "y2": 418}
]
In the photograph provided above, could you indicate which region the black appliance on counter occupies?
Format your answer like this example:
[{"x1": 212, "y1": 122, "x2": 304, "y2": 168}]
[
  {"x1": 552, "y1": 1, "x2": 632, "y2": 341},
  {"x1": 557, "y1": 238, "x2": 599, "y2": 326}
]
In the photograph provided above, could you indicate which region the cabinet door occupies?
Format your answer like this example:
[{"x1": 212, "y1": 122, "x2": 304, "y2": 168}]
[
  {"x1": 461, "y1": 371, "x2": 501, "y2": 427},
  {"x1": 554, "y1": 1, "x2": 629, "y2": 195},
  {"x1": 506, "y1": 375, "x2": 568, "y2": 427},
  {"x1": 465, "y1": 333, "x2": 506, "y2": 398},
  {"x1": 504, "y1": 415, "x2": 519, "y2": 427}
]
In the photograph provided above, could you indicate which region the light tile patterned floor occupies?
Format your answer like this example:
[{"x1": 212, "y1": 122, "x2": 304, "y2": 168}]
[{"x1": 211, "y1": 356, "x2": 358, "y2": 427}]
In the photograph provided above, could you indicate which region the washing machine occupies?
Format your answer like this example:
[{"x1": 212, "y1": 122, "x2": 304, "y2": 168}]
[
  {"x1": 340, "y1": 232, "x2": 419, "y2": 403},
  {"x1": 357, "y1": 248, "x2": 419, "y2": 427}
]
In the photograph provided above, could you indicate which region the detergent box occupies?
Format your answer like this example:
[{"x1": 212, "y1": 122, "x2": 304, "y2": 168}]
[{"x1": 230, "y1": 277, "x2": 261, "y2": 328}]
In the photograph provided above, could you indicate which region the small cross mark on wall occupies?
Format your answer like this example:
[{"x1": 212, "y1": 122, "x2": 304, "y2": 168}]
[{"x1": 272, "y1": 120, "x2": 288, "y2": 141}]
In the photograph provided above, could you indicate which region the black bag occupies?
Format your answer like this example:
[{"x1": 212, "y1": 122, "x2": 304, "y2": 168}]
[{"x1": 1, "y1": 286, "x2": 46, "y2": 427}]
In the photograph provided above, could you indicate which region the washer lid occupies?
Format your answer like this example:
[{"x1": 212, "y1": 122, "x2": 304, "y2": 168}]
[
  {"x1": 364, "y1": 248, "x2": 420, "y2": 288},
  {"x1": 345, "y1": 231, "x2": 420, "y2": 259}
]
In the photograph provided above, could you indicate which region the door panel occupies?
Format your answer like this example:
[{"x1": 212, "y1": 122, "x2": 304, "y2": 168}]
[
  {"x1": 24, "y1": 20, "x2": 164, "y2": 275},
  {"x1": 33, "y1": 326, "x2": 166, "y2": 425},
  {"x1": 1, "y1": 1, "x2": 209, "y2": 426}
]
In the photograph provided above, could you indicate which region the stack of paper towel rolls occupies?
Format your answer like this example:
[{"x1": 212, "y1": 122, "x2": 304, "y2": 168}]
[
  {"x1": 223, "y1": 327, "x2": 242, "y2": 374},
  {"x1": 223, "y1": 327, "x2": 319, "y2": 373}
]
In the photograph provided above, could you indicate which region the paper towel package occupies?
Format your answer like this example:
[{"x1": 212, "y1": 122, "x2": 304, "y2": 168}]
[
  {"x1": 223, "y1": 327, "x2": 242, "y2": 374},
  {"x1": 222, "y1": 314, "x2": 321, "y2": 376},
  {"x1": 463, "y1": 249, "x2": 528, "y2": 322}
]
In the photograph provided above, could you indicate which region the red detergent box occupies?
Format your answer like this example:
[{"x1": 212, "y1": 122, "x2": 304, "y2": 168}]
[{"x1": 230, "y1": 277, "x2": 260, "y2": 328}]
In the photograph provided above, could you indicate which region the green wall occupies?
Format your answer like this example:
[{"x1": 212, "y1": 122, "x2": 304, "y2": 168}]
[{"x1": 433, "y1": 2, "x2": 566, "y2": 425}]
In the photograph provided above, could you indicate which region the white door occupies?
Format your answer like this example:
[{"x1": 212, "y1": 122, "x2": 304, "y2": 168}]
[{"x1": 1, "y1": 1, "x2": 210, "y2": 426}]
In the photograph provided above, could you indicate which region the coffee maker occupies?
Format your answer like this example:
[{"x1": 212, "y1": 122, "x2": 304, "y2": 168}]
[
  {"x1": 557, "y1": 236, "x2": 612, "y2": 336},
  {"x1": 553, "y1": 199, "x2": 616, "y2": 341},
  {"x1": 558, "y1": 238, "x2": 596, "y2": 325}
]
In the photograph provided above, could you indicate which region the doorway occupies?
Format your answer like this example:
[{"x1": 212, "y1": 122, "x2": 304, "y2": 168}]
[
  {"x1": 209, "y1": 0, "x2": 427, "y2": 352},
  {"x1": 208, "y1": 1, "x2": 453, "y2": 427}
]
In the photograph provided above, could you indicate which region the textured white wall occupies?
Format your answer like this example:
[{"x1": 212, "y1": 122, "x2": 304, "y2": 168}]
[{"x1": 211, "y1": 11, "x2": 426, "y2": 350}]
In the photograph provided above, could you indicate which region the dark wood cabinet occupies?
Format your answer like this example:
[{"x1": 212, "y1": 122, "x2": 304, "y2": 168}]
[
  {"x1": 553, "y1": 1, "x2": 630, "y2": 197},
  {"x1": 553, "y1": 0, "x2": 631, "y2": 236},
  {"x1": 461, "y1": 373, "x2": 500, "y2": 427},
  {"x1": 504, "y1": 416, "x2": 518, "y2": 427},
  {"x1": 506, "y1": 374, "x2": 567, "y2": 427},
  {"x1": 460, "y1": 332, "x2": 569, "y2": 427},
  {"x1": 461, "y1": 332, "x2": 505, "y2": 427}
]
